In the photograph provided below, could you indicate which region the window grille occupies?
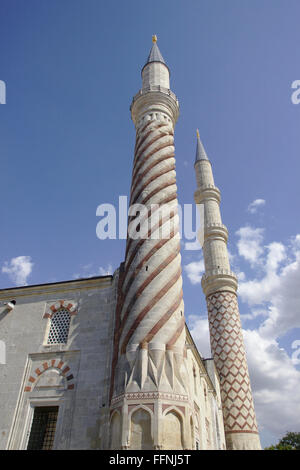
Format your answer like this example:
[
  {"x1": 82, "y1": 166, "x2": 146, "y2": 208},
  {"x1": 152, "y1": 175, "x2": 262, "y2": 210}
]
[
  {"x1": 27, "y1": 406, "x2": 59, "y2": 450},
  {"x1": 47, "y1": 308, "x2": 71, "y2": 344}
]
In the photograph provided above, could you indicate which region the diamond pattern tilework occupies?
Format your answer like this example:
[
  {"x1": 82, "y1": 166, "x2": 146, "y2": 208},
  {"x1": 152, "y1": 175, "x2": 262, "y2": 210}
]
[{"x1": 207, "y1": 292, "x2": 258, "y2": 434}]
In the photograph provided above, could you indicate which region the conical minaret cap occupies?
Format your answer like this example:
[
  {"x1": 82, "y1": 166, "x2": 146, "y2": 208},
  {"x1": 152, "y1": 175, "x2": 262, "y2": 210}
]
[
  {"x1": 146, "y1": 35, "x2": 166, "y2": 65},
  {"x1": 195, "y1": 129, "x2": 209, "y2": 164},
  {"x1": 142, "y1": 35, "x2": 170, "y2": 74}
]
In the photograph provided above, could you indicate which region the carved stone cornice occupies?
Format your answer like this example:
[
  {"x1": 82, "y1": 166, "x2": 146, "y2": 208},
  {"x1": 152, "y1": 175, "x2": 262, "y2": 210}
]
[
  {"x1": 131, "y1": 88, "x2": 179, "y2": 126},
  {"x1": 201, "y1": 270, "x2": 238, "y2": 296},
  {"x1": 194, "y1": 185, "x2": 221, "y2": 204}
]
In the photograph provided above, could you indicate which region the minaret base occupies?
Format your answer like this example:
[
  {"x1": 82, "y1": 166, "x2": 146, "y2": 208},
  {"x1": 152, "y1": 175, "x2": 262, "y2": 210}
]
[
  {"x1": 109, "y1": 390, "x2": 192, "y2": 450},
  {"x1": 205, "y1": 290, "x2": 261, "y2": 449},
  {"x1": 225, "y1": 432, "x2": 261, "y2": 450}
]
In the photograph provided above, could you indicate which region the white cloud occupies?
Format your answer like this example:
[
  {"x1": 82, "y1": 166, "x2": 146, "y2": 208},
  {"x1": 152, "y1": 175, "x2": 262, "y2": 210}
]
[
  {"x1": 236, "y1": 226, "x2": 264, "y2": 266},
  {"x1": 73, "y1": 263, "x2": 113, "y2": 279},
  {"x1": 239, "y1": 236, "x2": 300, "y2": 338},
  {"x1": 188, "y1": 300, "x2": 300, "y2": 441},
  {"x1": 236, "y1": 270, "x2": 246, "y2": 281},
  {"x1": 184, "y1": 257, "x2": 205, "y2": 284},
  {"x1": 247, "y1": 199, "x2": 266, "y2": 214},
  {"x1": 238, "y1": 241, "x2": 286, "y2": 306},
  {"x1": 240, "y1": 307, "x2": 269, "y2": 321},
  {"x1": 258, "y1": 252, "x2": 300, "y2": 339},
  {"x1": 244, "y1": 329, "x2": 300, "y2": 436},
  {"x1": 2, "y1": 256, "x2": 34, "y2": 286},
  {"x1": 292, "y1": 234, "x2": 300, "y2": 249},
  {"x1": 98, "y1": 264, "x2": 113, "y2": 276},
  {"x1": 185, "y1": 222, "x2": 300, "y2": 443},
  {"x1": 235, "y1": 232, "x2": 300, "y2": 440},
  {"x1": 187, "y1": 314, "x2": 211, "y2": 358}
]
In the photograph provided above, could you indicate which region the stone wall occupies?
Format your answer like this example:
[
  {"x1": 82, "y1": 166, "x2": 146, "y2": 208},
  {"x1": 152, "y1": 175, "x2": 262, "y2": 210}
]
[{"x1": 0, "y1": 276, "x2": 116, "y2": 450}]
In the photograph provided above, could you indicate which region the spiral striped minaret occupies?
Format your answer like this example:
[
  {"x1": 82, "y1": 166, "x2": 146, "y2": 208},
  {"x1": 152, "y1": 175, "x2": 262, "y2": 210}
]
[
  {"x1": 109, "y1": 37, "x2": 190, "y2": 450},
  {"x1": 194, "y1": 131, "x2": 261, "y2": 450}
]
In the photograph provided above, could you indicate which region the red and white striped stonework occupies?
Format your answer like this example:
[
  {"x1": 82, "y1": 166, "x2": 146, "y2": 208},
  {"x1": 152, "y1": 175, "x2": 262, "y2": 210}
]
[
  {"x1": 122, "y1": 115, "x2": 185, "y2": 351},
  {"x1": 206, "y1": 291, "x2": 260, "y2": 448},
  {"x1": 111, "y1": 113, "x2": 186, "y2": 398}
]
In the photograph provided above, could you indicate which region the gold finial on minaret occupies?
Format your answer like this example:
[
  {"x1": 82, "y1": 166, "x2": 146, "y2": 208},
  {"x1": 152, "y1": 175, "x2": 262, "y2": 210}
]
[
  {"x1": 196, "y1": 129, "x2": 200, "y2": 138},
  {"x1": 152, "y1": 34, "x2": 157, "y2": 43}
]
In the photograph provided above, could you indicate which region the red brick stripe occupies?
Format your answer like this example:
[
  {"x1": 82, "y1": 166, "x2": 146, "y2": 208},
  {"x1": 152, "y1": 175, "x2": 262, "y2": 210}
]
[
  {"x1": 130, "y1": 163, "x2": 176, "y2": 207},
  {"x1": 123, "y1": 228, "x2": 178, "y2": 298},
  {"x1": 120, "y1": 244, "x2": 181, "y2": 335},
  {"x1": 132, "y1": 138, "x2": 174, "y2": 184},
  {"x1": 24, "y1": 360, "x2": 75, "y2": 392},
  {"x1": 121, "y1": 267, "x2": 182, "y2": 354},
  {"x1": 130, "y1": 153, "x2": 175, "y2": 198},
  {"x1": 124, "y1": 207, "x2": 178, "y2": 281},
  {"x1": 125, "y1": 192, "x2": 178, "y2": 261},
  {"x1": 130, "y1": 177, "x2": 177, "y2": 210},
  {"x1": 166, "y1": 317, "x2": 185, "y2": 350},
  {"x1": 140, "y1": 289, "x2": 183, "y2": 347},
  {"x1": 133, "y1": 120, "x2": 165, "y2": 155},
  {"x1": 134, "y1": 122, "x2": 169, "y2": 163}
]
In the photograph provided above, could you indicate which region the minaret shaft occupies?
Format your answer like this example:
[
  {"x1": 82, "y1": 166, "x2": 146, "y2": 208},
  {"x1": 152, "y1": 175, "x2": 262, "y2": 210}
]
[
  {"x1": 119, "y1": 109, "x2": 185, "y2": 364},
  {"x1": 194, "y1": 140, "x2": 261, "y2": 450},
  {"x1": 109, "y1": 40, "x2": 191, "y2": 451}
]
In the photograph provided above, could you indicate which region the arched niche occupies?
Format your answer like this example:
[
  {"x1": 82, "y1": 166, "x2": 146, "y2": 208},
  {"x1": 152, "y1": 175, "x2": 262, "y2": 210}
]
[
  {"x1": 130, "y1": 408, "x2": 153, "y2": 450},
  {"x1": 109, "y1": 411, "x2": 122, "y2": 450},
  {"x1": 163, "y1": 409, "x2": 184, "y2": 450}
]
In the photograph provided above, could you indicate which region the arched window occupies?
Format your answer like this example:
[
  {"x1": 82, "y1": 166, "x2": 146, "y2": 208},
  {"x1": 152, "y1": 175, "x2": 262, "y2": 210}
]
[{"x1": 47, "y1": 309, "x2": 71, "y2": 344}]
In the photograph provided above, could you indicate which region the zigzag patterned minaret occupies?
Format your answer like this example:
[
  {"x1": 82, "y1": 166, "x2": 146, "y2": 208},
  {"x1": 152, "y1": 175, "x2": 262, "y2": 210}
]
[
  {"x1": 194, "y1": 131, "x2": 261, "y2": 450},
  {"x1": 109, "y1": 37, "x2": 190, "y2": 450}
]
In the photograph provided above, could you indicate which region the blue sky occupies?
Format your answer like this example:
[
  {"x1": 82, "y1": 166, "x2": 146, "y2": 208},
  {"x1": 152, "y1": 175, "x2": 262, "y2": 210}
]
[{"x1": 1, "y1": 0, "x2": 300, "y2": 448}]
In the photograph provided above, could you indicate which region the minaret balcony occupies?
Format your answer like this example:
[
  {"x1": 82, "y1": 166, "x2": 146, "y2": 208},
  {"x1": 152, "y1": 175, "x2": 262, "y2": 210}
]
[
  {"x1": 194, "y1": 185, "x2": 221, "y2": 204},
  {"x1": 130, "y1": 86, "x2": 179, "y2": 126},
  {"x1": 201, "y1": 269, "x2": 238, "y2": 296},
  {"x1": 131, "y1": 85, "x2": 178, "y2": 105},
  {"x1": 204, "y1": 223, "x2": 228, "y2": 242}
]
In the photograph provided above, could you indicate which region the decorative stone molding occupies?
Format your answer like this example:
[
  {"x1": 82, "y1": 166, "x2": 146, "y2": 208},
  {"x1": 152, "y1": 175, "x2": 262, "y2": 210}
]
[
  {"x1": 111, "y1": 392, "x2": 189, "y2": 406},
  {"x1": 194, "y1": 186, "x2": 221, "y2": 205},
  {"x1": 162, "y1": 404, "x2": 186, "y2": 417},
  {"x1": 131, "y1": 90, "x2": 179, "y2": 127},
  {"x1": 110, "y1": 407, "x2": 122, "y2": 419},
  {"x1": 201, "y1": 272, "x2": 238, "y2": 296},
  {"x1": 204, "y1": 223, "x2": 228, "y2": 242},
  {"x1": 43, "y1": 300, "x2": 78, "y2": 319},
  {"x1": 128, "y1": 403, "x2": 154, "y2": 416},
  {"x1": 24, "y1": 359, "x2": 75, "y2": 392}
]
